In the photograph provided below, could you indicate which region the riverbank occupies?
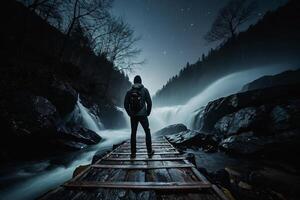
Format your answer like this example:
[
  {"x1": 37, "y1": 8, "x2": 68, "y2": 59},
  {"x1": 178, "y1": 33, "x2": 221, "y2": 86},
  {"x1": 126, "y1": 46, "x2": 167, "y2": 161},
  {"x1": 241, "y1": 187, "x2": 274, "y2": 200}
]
[{"x1": 0, "y1": 129, "x2": 131, "y2": 200}]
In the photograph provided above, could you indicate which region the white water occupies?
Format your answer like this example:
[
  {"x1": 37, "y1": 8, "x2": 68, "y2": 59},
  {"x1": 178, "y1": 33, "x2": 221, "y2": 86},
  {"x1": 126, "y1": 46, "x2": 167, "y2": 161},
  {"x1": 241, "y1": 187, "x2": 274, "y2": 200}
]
[
  {"x1": 0, "y1": 97, "x2": 131, "y2": 200},
  {"x1": 69, "y1": 96, "x2": 105, "y2": 132},
  {"x1": 149, "y1": 66, "x2": 291, "y2": 131},
  {"x1": 0, "y1": 65, "x2": 293, "y2": 200}
]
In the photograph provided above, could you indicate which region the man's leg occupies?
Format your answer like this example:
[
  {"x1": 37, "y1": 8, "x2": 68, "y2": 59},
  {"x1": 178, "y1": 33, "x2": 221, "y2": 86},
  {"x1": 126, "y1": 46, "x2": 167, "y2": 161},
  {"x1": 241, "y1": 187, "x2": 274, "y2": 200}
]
[
  {"x1": 140, "y1": 117, "x2": 152, "y2": 155},
  {"x1": 130, "y1": 117, "x2": 138, "y2": 157}
]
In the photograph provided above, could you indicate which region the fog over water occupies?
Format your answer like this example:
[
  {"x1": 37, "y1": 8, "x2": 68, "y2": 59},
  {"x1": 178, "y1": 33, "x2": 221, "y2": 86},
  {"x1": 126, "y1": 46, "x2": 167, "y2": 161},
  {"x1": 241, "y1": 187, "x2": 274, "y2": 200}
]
[
  {"x1": 149, "y1": 65, "x2": 296, "y2": 131},
  {"x1": 0, "y1": 65, "x2": 295, "y2": 200}
]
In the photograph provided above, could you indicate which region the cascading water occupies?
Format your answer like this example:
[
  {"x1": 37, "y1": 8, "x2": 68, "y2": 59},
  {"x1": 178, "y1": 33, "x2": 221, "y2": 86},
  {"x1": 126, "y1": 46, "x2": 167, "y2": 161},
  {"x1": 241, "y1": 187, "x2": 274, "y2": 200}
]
[
  {"x1": 149, "y1": 66, "x2": 291, "y2": 131},
  {"x1": 115, "y1": 106, "x2": 131, "y2": 128},
  {"x1": 68, "y1": 95, "x2": 104, "y2": 133}
]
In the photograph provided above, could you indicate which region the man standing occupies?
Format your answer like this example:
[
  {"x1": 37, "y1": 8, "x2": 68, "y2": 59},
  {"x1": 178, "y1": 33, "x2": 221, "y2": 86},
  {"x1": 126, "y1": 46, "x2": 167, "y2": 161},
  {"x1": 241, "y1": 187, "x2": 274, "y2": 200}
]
[{"x1": 124, "y1": 75, "x2": 154, "y2": 158}]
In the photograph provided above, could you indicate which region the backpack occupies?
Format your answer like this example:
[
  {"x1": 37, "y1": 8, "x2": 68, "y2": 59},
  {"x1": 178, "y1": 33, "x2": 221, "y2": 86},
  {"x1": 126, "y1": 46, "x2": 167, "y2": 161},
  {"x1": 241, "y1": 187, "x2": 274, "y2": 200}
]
[{"x1": 129, "y1": 88, "x2": 144, "y2": 113}]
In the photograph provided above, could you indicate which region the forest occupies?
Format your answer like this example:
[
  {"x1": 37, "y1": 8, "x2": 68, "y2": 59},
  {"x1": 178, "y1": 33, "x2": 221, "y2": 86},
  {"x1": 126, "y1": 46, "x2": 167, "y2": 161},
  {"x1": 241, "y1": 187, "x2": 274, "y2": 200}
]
[{"x1": 154, "y1": 0, "x2": 300, "y2": 106}]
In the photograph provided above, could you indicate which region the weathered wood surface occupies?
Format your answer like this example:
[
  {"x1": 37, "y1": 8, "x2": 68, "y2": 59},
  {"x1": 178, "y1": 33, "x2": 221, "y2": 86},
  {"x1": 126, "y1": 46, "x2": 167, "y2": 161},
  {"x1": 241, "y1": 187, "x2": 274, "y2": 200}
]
[{"x1": 39, "y1": 137, "x2": 228, "y2": 200}]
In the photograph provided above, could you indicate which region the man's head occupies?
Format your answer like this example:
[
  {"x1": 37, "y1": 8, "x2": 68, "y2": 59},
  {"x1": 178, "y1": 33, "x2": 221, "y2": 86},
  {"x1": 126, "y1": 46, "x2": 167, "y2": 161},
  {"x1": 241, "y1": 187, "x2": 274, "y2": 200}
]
[{"x1": 134, "y1": 75, "x2": 142, "y2": 84}]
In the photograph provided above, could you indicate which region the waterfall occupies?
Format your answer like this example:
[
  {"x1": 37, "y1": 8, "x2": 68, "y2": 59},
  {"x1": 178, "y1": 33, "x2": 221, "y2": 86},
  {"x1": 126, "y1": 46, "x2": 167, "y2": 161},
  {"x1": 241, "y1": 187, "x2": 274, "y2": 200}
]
[
  {"x1": 115, "y1": 106, "x2": 130, "y2": 128},
  {"x1": 150, "y1": 66, "x2": 290, "y2": 131},
  {"x1": 67, "y1": 95, "x2": 104, "y2": 133}
]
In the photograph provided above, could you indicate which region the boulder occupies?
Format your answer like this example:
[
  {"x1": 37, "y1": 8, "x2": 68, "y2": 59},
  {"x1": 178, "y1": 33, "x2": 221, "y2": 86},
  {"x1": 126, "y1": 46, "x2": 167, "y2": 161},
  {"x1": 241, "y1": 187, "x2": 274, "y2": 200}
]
[
  {"x1": 269, "y1": 103, "x2": 300, "y2": 132},
  {"x1": 219, "y1": 132, "x2": 265, "y2": 154},
  {"x1": 199, "y1": 84, "x2": 300, "y2": 133},
  {"x1": 166, "y1": 129, "x2": 204, "y2": 145},
  {"x1": 45, "y1": 79, "x2": 77, "y2": 116},
  {"x1": 92, "y1": 150, "x2": 111, "y2": 164},
  {"x1": 154, "y1": 124, "x2": 188, "y2": 137},
  {"x1": 214, "y1": 107, "x2": 266, "y2": 137},
  {"x1": 2, "y1": 93, "x2": 60, "y2": 137},
  {"x1": 58, "y1": 125, "x2": 102, "y2": 145},
  {"x1": 166, "y1": 129, "x2": 218, "y2": 152},
  {"x1": 57, "y1": 140, "x2": 88, "y2": 150}
]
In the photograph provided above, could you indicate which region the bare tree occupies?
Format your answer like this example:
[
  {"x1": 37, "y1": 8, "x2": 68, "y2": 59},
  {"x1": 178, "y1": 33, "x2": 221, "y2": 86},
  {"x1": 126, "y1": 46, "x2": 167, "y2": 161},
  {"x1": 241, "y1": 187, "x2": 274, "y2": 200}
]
[
  {"x1": 92, "y1": 17, "x2": 144, "y2": 71},
  {"x1": 88, "y1": 17, "x2": 144, "y2": 97},
  {"x1": 57, "y1": 0, "x2": 112, "y2": 60},
  {"x1": 205, "y1": 0, "x2": 257, "y2": 43}
]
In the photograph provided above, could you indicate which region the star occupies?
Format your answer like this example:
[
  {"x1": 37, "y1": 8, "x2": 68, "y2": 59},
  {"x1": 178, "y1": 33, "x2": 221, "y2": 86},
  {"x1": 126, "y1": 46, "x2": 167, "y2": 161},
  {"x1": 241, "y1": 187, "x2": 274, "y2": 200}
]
[{"x1": 190, "y1": 23, "x2": 194, "y2": 27}]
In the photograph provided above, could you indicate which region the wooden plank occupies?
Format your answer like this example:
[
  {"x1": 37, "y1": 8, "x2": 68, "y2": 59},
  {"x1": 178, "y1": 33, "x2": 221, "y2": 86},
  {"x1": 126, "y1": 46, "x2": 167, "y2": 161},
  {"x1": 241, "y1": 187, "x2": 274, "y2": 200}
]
[
  {"x1": 117, "y1": 149, "x2": 177, "y2": 153},
  {"x1": 91, "y1": 164, "x2": 194, "y2": 169},
  {"x1": 40, "y1": 137, "x2": 228, "y2": 200},
  {"x1": 111, "y1": 152, "x2": 180, "y2": 155},
  {"x1": 126, "y1": 169, "x2": 146, "y2": 182},
  {"x1": 182, "y1": 158, "x2": 229, "y2": 200},
  {"x1": 120, "y1": 146, "x2": 176, "y2": 150},
  {"x1": 64, "y1": 181, "x2": 212, "y2": 190},
  {"x1": 121, "y1": 145, "x2": 173, "y2": 148},
  {"x1": 104, "y1": 157, "x2": 186, "y2": 161},
  {"x1": 124, "y1": 142, "x2": 170, "y2": 144},
  {"x1": 39, "y1": 143, "x2": 124, "y2": 199}
]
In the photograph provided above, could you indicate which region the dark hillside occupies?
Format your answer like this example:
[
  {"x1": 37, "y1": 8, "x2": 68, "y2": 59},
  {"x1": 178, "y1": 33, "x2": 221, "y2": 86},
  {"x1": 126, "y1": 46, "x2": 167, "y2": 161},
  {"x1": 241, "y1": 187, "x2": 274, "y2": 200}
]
[
  {"x1": 154, "y1": 0, "x2": 300, "y2": 106},
  {"x1": 0, "y1": 1, "x2": 130, "y2": 161},
  {"x1": 1, "y1": 1, "x2": 131, "y2": 106}
]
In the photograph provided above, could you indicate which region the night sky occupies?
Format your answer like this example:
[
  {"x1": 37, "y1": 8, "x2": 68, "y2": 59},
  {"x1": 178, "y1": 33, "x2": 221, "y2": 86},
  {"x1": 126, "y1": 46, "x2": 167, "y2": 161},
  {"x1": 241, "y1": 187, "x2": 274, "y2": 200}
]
[{"x1": 112, "y1": 0, "x2": 288, "y2": 94}]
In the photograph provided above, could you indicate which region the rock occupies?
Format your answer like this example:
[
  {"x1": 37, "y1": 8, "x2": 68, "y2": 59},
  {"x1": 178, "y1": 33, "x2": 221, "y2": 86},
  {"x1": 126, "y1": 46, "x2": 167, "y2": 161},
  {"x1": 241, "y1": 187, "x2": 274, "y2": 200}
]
[
  {"x1": 199, "y1": 84, "x2": 300, "y2": 133},
  {"x1": 73, "y1": 164, "x2": 89, "y2": 177},
  {"x1": 248, "y1": 171, "x2": 265, "y2": 187},
  {"x1": 154, "y1": 124, "x2": 188, "y2": 137},
  {"x1": 211, "y1": 169, "x2": 231, "y2": 188},
  {"x1": 2, "y1": 93, "x2": 60, "y2": 137},
  {"x1": 241, "y1": 69, "x2": 300, "y2": 92},
  {"x1": 225, "y1": 167, "x2": 242, "y2": 178},
  {"x1": 58, "y1": 125, "x2": 102, "y2": 145},
  {"x1": 166, "y1": 129, "x2": 204, "y2": 145},
  {"x1": 92, "y1": 150, "x2": 110, "y2": 164},
  {"x1": 238, "y1": 181, "x2": 253, "y2": 190},
  {"x1": 46, "y1": 79, "x2": 77, "y2": 116},
  {"x1": 0, "y1": 91, "x2": 103, "y2": 161},
  {"x1": 191, "y1": 106, "x2": 205, "y2": 130},
  {"x1": 186, "y1": 153, "x2": 196, "y2": 166},
  {"x1": 219, "y1": 132, "x2": 265, "y2": 154},
  {"x1": 166, "y1": 129, "x2": 219, "y2": 152},
  {"x1": 269, "y1": 103, "x2": 300, "y2": 133},
  {"x1": 57, "y1": 140, "x2": 88, "y2": 150},
  {"x1": 99, "y1": 103, "x2": 127, "y2": 129},
  {"x1": 214, "y1": 107, "x2": 266, "y2": 137},
  {"x1": 270, "y1": 106, "x2": 291, "y2": 131}
]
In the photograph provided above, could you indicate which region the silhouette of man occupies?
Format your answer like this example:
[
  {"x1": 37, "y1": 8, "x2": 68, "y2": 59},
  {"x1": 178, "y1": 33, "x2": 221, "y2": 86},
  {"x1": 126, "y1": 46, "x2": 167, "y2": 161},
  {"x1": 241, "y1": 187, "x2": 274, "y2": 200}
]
[{"x1": 124, "y1": 75, "x2": 154, "y2": 158}]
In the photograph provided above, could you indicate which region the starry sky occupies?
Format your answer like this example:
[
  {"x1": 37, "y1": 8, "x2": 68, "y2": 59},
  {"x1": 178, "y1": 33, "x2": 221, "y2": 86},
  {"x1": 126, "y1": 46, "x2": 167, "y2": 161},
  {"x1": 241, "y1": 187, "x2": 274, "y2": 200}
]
[{"x1": 112, "y1": 0, "x2": 288, "y2": 95}]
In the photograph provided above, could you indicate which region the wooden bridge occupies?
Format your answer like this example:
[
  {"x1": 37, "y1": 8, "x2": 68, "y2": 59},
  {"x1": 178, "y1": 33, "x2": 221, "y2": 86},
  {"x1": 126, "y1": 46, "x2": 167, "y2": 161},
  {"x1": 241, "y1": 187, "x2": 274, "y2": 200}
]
[{"x1": 40, "y1": 137, "x2": 228, "y2": 200}]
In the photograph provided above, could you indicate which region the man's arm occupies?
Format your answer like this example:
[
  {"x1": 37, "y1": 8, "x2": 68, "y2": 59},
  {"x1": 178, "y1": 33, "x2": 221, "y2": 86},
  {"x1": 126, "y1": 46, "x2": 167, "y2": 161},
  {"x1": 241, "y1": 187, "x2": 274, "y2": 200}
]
[
  {"x1": 124, "y1": 92, "x2": 131, "y2": 116},
  {"x1": 145, "y1": 89, "x2": 152, "y2": 116}
]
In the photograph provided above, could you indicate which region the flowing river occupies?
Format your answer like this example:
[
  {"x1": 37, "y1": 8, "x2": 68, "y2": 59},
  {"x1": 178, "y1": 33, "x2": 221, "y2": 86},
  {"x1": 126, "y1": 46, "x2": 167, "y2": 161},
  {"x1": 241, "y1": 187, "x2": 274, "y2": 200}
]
[{"x1": 0, "y1": 65, "x2": 291, "y2": 200}]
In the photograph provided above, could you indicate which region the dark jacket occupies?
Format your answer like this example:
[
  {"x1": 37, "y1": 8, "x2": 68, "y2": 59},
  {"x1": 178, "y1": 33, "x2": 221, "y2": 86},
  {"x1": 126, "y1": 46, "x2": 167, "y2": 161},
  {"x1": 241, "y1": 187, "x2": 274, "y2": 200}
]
[{"x1": 124, "y1": 83, "x2": 152, "y2": 117}]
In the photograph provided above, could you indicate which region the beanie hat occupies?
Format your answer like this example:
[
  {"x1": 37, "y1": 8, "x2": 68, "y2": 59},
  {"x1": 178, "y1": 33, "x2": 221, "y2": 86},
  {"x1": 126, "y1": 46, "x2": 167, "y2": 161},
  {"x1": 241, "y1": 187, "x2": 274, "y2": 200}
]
[{"x1": 134, "y1": 75, "x2": 142, "y2": 84}]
